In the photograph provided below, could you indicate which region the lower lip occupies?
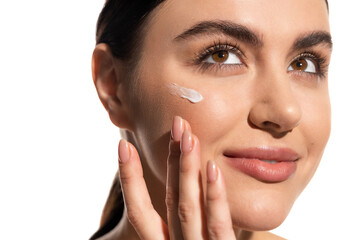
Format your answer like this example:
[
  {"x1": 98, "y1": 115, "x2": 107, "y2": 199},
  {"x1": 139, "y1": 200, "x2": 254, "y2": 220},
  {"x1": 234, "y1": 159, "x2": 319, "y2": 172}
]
[{"x1": 225, "y1": 157, "x2": 297, "y2": 182}]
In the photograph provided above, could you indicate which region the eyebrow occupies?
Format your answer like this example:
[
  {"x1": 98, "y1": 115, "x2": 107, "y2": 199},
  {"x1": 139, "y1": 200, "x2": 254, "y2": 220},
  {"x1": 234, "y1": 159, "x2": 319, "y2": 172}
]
[
  {"x1": 174, "y1": 20, "x2": 263, "y2": 48},
  {"x1": 292, "y1": 31, "x2": 333, "y2": 52},
  {"x1": 174, "y1": 20, "x2": 332, "y2": 52}
]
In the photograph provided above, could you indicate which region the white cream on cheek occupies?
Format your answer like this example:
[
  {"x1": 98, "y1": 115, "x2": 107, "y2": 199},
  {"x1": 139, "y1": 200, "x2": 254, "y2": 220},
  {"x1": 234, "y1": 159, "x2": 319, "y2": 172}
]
[{"x1": 168, "y1": 83, "x2": 203, "y2": 103}]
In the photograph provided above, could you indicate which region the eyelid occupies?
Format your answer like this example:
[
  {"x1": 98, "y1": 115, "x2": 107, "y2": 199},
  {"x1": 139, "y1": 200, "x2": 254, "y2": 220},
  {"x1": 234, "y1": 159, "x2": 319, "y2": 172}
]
[{"x1": 289, "y1": 52, "x2": 319, "y2": 65}]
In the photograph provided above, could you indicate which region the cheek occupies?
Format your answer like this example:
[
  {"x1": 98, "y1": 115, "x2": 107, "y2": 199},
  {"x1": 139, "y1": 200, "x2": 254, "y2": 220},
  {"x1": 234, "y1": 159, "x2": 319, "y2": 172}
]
[
  {"x1": 296, "y1": 89, "x2": 331, "y2": 191},
  {"x1": 131, "y1": 79, "x2": 244, "y2": 184},
  {"x1": 127, "y1": 77, "x2": 174, "y2": 183},
  {"x1": 185, "y1": 91, "x2": 238, "y2": 141},
  {"x1": 182, "y1": 80, "x2": 253, "y2": 145},
  {"x1": 127, "y1": 68, "x2": 226, "y2": 183},
  {"x1": 303, "y1": 102, "x2": 331, "y2": 150},
  {"x1": 130, "y1": 61, "x2": 242, "y2": 181}
]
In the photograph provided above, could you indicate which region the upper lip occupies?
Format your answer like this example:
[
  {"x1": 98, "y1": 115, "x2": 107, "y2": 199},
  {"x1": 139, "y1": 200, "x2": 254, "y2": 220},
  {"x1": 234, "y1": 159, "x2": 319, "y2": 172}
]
[{"x1": 223, "y1": 147, "x2": 301, "y2": 162}]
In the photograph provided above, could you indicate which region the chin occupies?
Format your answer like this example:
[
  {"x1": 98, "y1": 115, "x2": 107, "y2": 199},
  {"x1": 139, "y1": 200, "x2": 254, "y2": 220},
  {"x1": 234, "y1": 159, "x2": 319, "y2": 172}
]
[
  {"x1": 232, "y1": 204, "x2": 290, "y2": 231},
  {"x1": 227, "y1": 183, "x2": 297, "y2": 231}
]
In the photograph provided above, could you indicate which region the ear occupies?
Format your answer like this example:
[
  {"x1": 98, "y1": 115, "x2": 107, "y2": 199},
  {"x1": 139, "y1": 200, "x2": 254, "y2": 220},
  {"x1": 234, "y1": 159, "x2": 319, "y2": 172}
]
[{"x1": 92, "y1": 43, "x2": 133, "y2": 130}]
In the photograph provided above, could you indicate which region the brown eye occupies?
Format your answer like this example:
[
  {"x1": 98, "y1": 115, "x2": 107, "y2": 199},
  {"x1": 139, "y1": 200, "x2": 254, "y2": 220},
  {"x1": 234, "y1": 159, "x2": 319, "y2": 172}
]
[
  {"x1": 288, "y1": 57, "x2": 317, "y2": 73},
  {"x1": 204, "y1": 49, "x2": 242, "y2": 65},
  {"x1": 291, "y1": 58, "x2": 308, "y2": 71},
  {"x1": 211, "y1": 50, "x2": 229, "y2": 63}
]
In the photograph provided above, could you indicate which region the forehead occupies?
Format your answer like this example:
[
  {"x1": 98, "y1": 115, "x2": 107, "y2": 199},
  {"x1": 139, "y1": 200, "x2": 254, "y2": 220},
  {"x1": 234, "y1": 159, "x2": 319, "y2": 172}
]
[{"x1": 145, "y1": 0, "x2": 329, "y2": 47}]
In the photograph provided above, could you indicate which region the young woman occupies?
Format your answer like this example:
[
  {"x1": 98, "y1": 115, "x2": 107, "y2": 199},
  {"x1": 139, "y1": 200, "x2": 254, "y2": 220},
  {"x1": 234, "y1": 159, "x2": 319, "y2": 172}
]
[{"x1": 90, "y1": 0, "x2": 332, "y2": 239}]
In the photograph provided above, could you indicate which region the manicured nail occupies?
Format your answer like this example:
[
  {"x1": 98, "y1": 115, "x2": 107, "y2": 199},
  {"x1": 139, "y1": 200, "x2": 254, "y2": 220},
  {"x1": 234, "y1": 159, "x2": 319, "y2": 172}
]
[
  {"x1": 119, "y1": 139, "x2": 131, "y2": 163},
  {"x1": 171, "y1": 116, "x2": 184, "y2": 141},
  {"x1": 181, "y1": 130, "x2": 193, "y2": 153},
  {"x1": 184, "y1": 119, "x2": 191, "y2": 132},
  {"x1": 207, "y1": 160, "x2": 218, "y2": 183}
]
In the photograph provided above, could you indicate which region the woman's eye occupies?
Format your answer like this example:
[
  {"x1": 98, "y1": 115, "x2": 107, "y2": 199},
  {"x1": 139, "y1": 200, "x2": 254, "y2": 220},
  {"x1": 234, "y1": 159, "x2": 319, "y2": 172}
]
[
  {"x1": 204, "y1": 50, "x2": 242, "y2": 64},
  {"x1": 288, "y1": 58, "x2": 317, "y2": 73}
]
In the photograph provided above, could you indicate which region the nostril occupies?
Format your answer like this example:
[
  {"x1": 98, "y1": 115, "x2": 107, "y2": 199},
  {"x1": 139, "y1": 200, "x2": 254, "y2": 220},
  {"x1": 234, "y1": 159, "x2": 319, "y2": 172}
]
[{"x1": 263, "y1": 121, "x2": 281, "y2": 129}]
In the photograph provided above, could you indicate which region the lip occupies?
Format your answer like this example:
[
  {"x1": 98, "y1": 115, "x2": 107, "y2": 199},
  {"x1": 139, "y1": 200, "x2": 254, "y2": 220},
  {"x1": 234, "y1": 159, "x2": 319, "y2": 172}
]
[{"x1": 223, "y1": 147, "x2": 300, "y2": 183}]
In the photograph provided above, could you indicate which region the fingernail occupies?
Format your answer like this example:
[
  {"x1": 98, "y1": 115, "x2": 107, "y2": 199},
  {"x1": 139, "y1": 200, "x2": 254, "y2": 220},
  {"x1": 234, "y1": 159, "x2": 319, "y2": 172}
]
[
  {"x1": 119, "y1": 139, "x2": 131, "y2": 163},
  {"x1": 171, "y1": 116, "x2": 184, "y2": 141},
  {"x1": 180, "y1": 130, "x2": 193, "y2": 153},
  {"x1": 207, "y1": 160, "x2": 218, "y2": 183},
  {"x1": 184, "y1": 119, "x2": 191, "y2": 132}
]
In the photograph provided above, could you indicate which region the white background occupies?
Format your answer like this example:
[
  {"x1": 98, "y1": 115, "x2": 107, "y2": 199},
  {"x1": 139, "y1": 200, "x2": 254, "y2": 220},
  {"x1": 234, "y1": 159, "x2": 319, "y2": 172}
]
[{"x1": 0, "y1": 0, "x2": 359, "y2": 239}]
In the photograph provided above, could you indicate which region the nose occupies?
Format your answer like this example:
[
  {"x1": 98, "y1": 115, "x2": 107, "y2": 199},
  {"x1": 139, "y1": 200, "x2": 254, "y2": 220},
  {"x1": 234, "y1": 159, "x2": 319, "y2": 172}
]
[{"x1": 248, "y1": 72, "x2": 302, "y2": 135}]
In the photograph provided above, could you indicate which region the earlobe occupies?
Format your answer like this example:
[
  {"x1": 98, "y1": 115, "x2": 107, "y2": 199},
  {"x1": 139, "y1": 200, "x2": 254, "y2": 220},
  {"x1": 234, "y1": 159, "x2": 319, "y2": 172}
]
[{"x1": 92, "y1": 43, "x2": 133, "y2": 130}]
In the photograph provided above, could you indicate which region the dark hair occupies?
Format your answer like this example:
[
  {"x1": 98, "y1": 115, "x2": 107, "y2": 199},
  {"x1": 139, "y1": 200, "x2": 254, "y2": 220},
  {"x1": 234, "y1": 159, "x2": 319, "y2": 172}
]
[{"x1": 96, "y1": 0, "x2": 165, "y2": 60}]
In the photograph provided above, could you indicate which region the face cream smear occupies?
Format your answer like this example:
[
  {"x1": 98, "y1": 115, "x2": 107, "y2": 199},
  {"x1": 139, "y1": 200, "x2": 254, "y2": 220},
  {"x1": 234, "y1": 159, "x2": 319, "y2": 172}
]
[{"x1": 168, "y1": 83, "x2": 203, "y2": 103}]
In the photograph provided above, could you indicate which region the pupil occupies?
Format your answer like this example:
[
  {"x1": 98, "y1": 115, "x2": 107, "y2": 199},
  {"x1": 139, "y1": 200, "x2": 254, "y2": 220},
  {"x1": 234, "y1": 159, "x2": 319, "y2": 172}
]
[
  {"x1": 218, "y1": 52, "x2": 225, "y2": 58},
  {"x1": 296, "y1": 62, "x2": 303, "y2": 68}
]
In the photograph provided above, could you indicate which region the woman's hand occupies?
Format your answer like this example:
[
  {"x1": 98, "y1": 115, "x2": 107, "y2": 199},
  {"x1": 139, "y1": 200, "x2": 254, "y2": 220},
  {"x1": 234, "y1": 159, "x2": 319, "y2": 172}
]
[{"x1": 118, "y1": 116, "x2": 236, "y2": 239}]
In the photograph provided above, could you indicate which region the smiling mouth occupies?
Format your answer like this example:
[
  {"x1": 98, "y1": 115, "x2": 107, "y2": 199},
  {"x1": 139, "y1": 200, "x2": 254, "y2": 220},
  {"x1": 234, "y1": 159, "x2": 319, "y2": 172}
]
[{"x1": 223, "y1": 147, "x2": 300, "y2": 183}]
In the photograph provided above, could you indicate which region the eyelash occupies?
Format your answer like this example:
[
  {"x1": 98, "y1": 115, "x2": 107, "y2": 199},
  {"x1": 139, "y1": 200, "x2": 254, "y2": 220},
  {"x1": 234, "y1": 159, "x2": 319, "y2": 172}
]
[
  {"x1": 193, "y1": 41, "x2": 245, "y2": 72},
  {"x1": 192, "y1": 41, "x2": 328, "y2": 79}
]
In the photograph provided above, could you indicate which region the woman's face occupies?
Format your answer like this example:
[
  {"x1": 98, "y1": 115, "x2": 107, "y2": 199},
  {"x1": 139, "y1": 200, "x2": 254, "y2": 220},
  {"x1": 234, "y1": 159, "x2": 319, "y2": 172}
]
[{"x1": 122, "y1": 0, "x2": 331, "y2": 231}]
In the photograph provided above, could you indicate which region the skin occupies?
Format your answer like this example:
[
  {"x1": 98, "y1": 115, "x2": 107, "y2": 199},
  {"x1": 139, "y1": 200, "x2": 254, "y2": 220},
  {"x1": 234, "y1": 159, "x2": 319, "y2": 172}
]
[{"x1": 92, "y1": 0, "x2": 332, "y2": 239}]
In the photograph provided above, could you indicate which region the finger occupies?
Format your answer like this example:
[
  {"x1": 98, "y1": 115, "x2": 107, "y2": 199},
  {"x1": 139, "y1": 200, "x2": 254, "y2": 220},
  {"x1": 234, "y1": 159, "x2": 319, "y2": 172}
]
[
  {"x1": 166, "y1": 116, "x2": 186, "y2": 239},
  {"x1": 206, "y1": 161, "x2": 236, "y2": 240},
  {"x1": 178, "y1": 130, "x2": 205, "y2": 239},
  {"x1": 118, "y1": 139, "x2": 169, "y2": 240}
]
